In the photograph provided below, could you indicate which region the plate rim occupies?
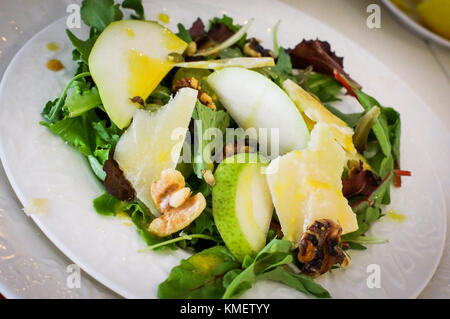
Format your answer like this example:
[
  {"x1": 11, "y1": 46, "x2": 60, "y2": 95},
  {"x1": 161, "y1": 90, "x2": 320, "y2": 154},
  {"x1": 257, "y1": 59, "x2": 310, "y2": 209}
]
[
  {"x1": 381, "y1": 0, "x2": 450, "y2": 49},
  {"x1": 0, "y1": 3, "x2": 447, "y2": 298}
]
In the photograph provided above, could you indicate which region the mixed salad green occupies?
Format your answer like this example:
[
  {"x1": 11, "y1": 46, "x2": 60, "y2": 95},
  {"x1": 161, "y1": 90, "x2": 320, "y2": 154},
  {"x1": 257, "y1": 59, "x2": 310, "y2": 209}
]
[{"x1": 41, "y1": 0, "x2": 410, "y2": 299}]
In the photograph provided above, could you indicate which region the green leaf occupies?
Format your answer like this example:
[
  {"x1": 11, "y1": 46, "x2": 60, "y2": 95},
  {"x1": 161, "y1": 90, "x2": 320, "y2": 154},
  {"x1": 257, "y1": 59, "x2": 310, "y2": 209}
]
[
  {"x1": 176, "y1": 23, "x2": 192, "y2": 42},
  {"x1": 147, "y1": 84, "x2": 171, "y2": 105},
  {"x1": 42, "y1": 72, "x2": 92, "y2": 123},
  {"x1": 209, "y1": 15, "x2": 241, "y2": 33},
  {"x1": 80, "y1": 0, "x2": 123, "y2": 32},
  {"x1": 185, "y1": 208, "x2": 223, "y2": 246},
  {"x1": 192, "y1": 101, "x2": 231, "y2": 178},
  {"x1": 87, "y1": 155, "x2": 106, "y2": 180},
  {"x1": 343, "y1": 172, "x2": 394, "y2": 241},
  {"x1": 122, "y1": 0, "x2": 145, "y2": 20},
  {"x1": 65, "y1": 85, "x2": 102, "y2": 117},
  {"x1": 41, "y1": 115, "x2": 92, "y2": 157},
  {"x1": 93, "y1": 192, "x2": 128, "y2": 216},
  {"x1": 41, "y1": 104, "x2": 119, "y2": 181},
  {"x1": 303, "y1": 72, "x2": 342, "y2": 104},
  {"x1": 274, "y1": 48, "x2": 293, "y2": 78},
  {"x1": 255, "y1": 48, "x2": 299, "y2": 87},
  {"x1": 222, "y1": 239, "x2": 294, "y2": 298},
  {"x1": 346, "y1": 242, "x2": 367, "y2": 250},
  {"x1": 129, "y1": 201, "x2": 169, "y2": 247},
  {"x1": 66, "y1": 29, "x2": 98, "y2": 64},
  {"x1": 218, "y1": 47, "x2": 243, "y2": 59},
  {"x1": 258, "y1": 267, "x2": 331, "y2": 298},
  {"x1": 158, "y1": 246, "x2": 241, "y2": 299},
  {"x1": 324, "y1": 104, "x2": 363, "y2": 128},
  {"x1": 41, "y1": 98, "x2": 60, "y2": 123}
]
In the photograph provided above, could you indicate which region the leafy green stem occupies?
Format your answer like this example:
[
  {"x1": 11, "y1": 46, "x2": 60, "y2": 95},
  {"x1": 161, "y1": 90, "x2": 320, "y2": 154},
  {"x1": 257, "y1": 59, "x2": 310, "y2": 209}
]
[
  {"x1": 49, "y1": 72, "x2": 91, "y2": 122},
  {"x1": 139, "y1": 234, "x2": 218, "y2": 252},
  {"x1": 345, "y1": 235, "x2": 388, "y2": 245},
  {"x1": 272, "y1": 19, "x2": 281, "y2": 57}
]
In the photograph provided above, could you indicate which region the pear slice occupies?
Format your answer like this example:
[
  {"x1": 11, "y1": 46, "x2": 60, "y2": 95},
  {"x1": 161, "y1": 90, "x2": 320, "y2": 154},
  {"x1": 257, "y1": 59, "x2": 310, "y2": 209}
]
[
  {"x1": 89, "y1": 20, "x2": 187, "y2": 129},
  {"x1": 266, "y1": 123, "x2": 358, "y2": 248},
  {"x1": 207, "y1": 67, "x2": 309, "y2": 155},
  {"x1": 114, "y1": 88, "x2": 197, "y2": 214},
  {"x1": 212, "y1": 153, "x2": 274, "y2": 261}
]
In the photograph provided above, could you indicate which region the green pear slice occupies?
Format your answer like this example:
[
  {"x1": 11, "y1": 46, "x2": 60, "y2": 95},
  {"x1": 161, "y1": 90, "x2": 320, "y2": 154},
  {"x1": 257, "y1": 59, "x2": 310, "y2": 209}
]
[
  {"x1": 207, "y1": 67, "x2": 309, "y2": 155},
  {"x1": 114, "y1": 88, "x2": 197, "y2": 214},
  {"x1": 89, "y1": 20, "x2": 187, "y2": 129},
  {"x1": 213, "y1": 153, "x2": 274, "y2": 261}
]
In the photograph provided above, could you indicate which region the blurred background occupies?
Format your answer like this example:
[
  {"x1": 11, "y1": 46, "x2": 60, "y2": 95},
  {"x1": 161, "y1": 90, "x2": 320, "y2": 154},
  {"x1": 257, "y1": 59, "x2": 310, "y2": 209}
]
[{"x1": 0, "y1": 0, "x2": 448, "y2": 299}]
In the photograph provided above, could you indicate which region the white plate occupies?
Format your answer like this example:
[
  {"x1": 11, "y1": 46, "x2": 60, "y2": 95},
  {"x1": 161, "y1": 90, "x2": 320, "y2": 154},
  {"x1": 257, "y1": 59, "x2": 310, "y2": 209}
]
[
  {"x1": 0, "y1": 0, "x2": 447, "y2": 298},
  {"x1": 381, "y1": 0, "x2": 450, "y2": 49}
]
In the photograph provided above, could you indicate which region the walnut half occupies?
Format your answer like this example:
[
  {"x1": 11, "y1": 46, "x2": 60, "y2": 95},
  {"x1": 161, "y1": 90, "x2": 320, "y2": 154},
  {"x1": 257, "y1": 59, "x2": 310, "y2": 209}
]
[
  {"x1": 297, "y1": 219, "x2": 350, "y2": 277},
  {"x1": 148, "y1": 168, "x2": 206, "y2": 237}
]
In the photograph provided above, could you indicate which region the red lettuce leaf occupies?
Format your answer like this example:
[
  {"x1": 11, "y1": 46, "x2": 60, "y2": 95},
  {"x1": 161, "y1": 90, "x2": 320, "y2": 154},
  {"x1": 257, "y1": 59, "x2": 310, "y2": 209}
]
[
  {"x1": 342, "y1": 162, "x2": 381, "y2": 198},
  {"x1": 287, "y1": 39, "x2": 360, "y2": 88},
  {"x1": 207, "y1": 22, "x2": 234, "y2": 43},
  {"x1": 103, "y1": 151, "x2": 135, "y2": 201},
  {"x1": 189, "y1": 17, "x2": 206, "y2": 41}
]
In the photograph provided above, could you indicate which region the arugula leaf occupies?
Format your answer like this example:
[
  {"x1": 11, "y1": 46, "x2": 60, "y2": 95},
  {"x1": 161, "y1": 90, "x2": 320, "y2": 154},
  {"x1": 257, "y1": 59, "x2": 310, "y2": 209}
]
[
  {"x1": 42, "y1": 72, "x2": 92, "y2": 123},
  {"x1": 303, "y1": 72, "x2": 342, "y2": 104},
  {"x1": 41, "y1": 114, "x2": 93, "y2": 157},
  {"x1": 324, "y1": 104, "x2": 363, "y2": 128},
  {"x1": 66, "y1": 30, "x2": 98, "y2": 64},
  {"x1": 158, "y1": 246, "x2": 241, "y2": 299},
  {"x1": 129, "y1": 201, "x2": 171, "y2": 247},
  {"x1": 41, "y1": 98, "x2": 60, "y2": 123},
  {"x1": 274, "y1": 48, "x2": 293, "y2": 78},
  {"x1": 346, "y1": 242, "x2": 367, "y2": 250},
  {"x1": 92, "y1": 192, "x2": 169, "y2": 246},
  {"x1": 184, "y1": 207, "x2": 223, "y2": 248},
  {"x1": 270, "y1": 47, "x2": 297, "y2": 85},
  {"x1": 80, "y1": 0, "x2": 123, "y2": 32},
  {"x1": 222, "y1": 239, "x2": 329, "y2": 299},
  {"x1": 41, "y1": 107, "x2": 118, "y2": 181},
  {"x1": 93, "y1": 192, "x2": 128, "y2": 216},
  {"x1": 255, "y1": 48, "x2": 299, "y2": 87},
  {"x1": 258, "y1": 266, "x2": 331, "y2": 298},
  {"x1": 176, "y1": 23, "x2": 192, "y2": 43},
  {"x1": 122, "y1": 0, "x2": 145, "y2": 20},
  {"x1": 65, "y1": 85, "x2": 102, "y2": 118},
  {"x1": 218, "y1": 46, "x2": 243, "y2": 59},
  {"x1": 342, "y1": 172, "x2": 393, "y2": 241},
  {"x1": 334, "y1": 71, "x2": 403, "y2": 192},
  {"x1": 222, "y1": 239, "x2": 292, "y2": 298},
  {"x1": 192, "y1": 101, "x2": 231, "y2": 178},
  {"x1": 186, "y1": 174, "x2": 213, "y2": 199},
  {"x1": 146, "y1": 84, "x2": 171, "y2": 105}
]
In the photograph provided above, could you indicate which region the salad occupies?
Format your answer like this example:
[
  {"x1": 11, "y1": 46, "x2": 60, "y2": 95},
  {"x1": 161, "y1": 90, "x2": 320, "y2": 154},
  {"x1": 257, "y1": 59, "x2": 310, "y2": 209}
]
[{"x1": 40, "y1": 0, "x2": 410, "y2": 299}]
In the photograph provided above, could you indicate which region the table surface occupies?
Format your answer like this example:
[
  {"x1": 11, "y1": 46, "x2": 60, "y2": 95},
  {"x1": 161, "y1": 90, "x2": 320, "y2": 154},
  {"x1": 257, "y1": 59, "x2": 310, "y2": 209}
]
[{"x1": 0, "y1": 0, "x2": 448, "y2": 298}]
